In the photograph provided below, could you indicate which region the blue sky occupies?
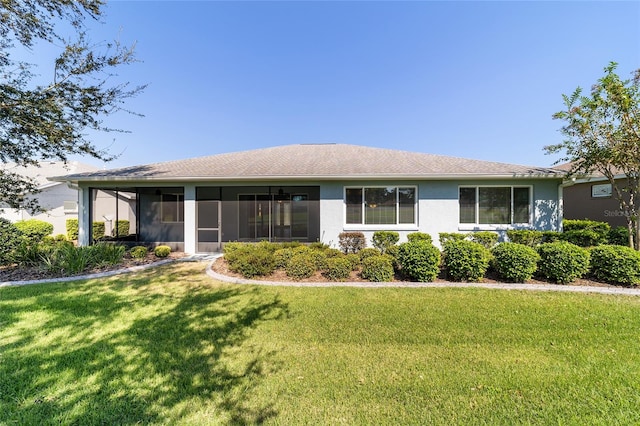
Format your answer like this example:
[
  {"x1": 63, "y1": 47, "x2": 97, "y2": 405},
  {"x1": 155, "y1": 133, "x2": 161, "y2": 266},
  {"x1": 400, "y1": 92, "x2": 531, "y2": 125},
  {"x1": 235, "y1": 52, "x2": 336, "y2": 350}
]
[{"x1": 57, "y1": 1, "x2": 640, "y2": 169}]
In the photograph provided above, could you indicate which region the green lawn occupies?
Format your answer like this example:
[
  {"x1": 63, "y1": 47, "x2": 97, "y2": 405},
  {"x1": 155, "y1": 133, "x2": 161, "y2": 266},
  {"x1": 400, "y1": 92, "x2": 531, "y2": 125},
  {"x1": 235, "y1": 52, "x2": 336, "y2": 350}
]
[{"x1": 2, "y1": 263, "x2": 640, "y2": 425}]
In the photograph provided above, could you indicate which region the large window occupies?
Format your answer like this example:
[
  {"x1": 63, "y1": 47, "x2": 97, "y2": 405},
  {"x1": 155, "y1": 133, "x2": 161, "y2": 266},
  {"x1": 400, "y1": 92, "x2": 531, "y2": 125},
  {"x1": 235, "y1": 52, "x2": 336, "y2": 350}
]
[
  {"x1": 459, "y1": 186, "x2": 531, "y2": 225},
  {"x1": 345, "y1": 186, "x2": 416, "y2": 225}
]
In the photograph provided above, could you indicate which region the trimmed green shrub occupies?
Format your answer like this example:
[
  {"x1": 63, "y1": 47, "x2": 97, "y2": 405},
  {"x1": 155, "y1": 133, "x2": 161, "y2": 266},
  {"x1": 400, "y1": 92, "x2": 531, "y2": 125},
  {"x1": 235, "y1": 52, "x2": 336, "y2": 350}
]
[
  {"x1": 324, "y1": 248, "x2": 343, "y2": 258},
  {"x1": 506, "y1": 230, "x2": 543, "y2": 247},
  {"x1": 608, "y1": 226, "x2": 631, "y2": 246},
  {"x1": 589, "y1": 245, "x2": 640, "y2": 285},
  {"x1": 372, "y1": 231, "x2": 399, "y2": 254},
  {"x1": 338, "y1": 232, "x2": 366, "y2": 254},
  {"x1": 130, "y1": 246, "x2": 148, "y2": 259},
  {"x1": 560, "y1": 229, "x2": 603, "y2": 247},
  {"x1": 323, "y1": 256, "x2": 353, "y2": 281},
  {"x1": 469, "y1": 231, "x2": 499, "y2": 249},
  {"x1": 0, "y1": 218, "x2": 22, "y2": 265},
  {"x1": 345, "y1": 253, "x2": 361, "y2": 270},
  {"x1": 361, "y1": 255, "x2": 394, "y2": 282},
  {"x1": 54, "y1": 234, "x2": 67, "y2": 242},
  {"x1": 273, "y1": 248, "x2": 295, "y2": 268},
  {"x1": 309, "y1": 241, "x2": 329, "y2": 250},
  {"x1": 407, "y1": 232, "x2": 432, "y2": 243},
  {"x1": 536, "y1": 241, "x2": 590, "y2": 284},
  {"x1": 541, "y1": 231, "x2": 562, "y2": 243},
  {"x1": 116, "y1": 220, "x2": 130, "y2": 236},
  {"x1": 359, "y1": 247, "x2": 381, "y2": 261},
  {"x1": 439, "y1": 232, "x2": 467, "y2": 246},
  {"x1": 308, "y1": 249, "x2": 328, "y2": 270},
  {"x1": 227, "y1": 245, "x2": 275, "y2": 278},
  {"x1": 14, "y1": 219, "x2": 53, "y2": 243},
  {"x1": 563, "y1": 219, "x2": 610, "y2": 239},
  {"x1": 154, "y1": 245, "x2": 171, "y2": 258},
  {"x1": 385, "y1": 244, "x2": 401, "y2": 271},
  {"x1": 492, "y1": 242, "x2": 540, "y2": 283},
  {"x1": 66, "y1": 218, "x2": 79, "y2": 240},
  {"x1": 443, "y1": 240, "x2": 491, "y2": 282},
  {"x1": 286, "y1": 253, "x2": 316, "y2": 280},
  {"x1": 92, "y1": 221, "x2": 105, "y2": 240},
  {"x1": 397, "y1": 240, "x2": 441, "y2": 282}
]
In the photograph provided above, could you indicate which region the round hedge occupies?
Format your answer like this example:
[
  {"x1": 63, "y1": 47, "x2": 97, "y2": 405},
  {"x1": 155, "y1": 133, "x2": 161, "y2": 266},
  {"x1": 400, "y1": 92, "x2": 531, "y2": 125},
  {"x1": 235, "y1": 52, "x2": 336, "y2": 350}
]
[
  {"x1": 589, "y1": 245, "x2": 640, "y2": 285},
  {"x1": 361, "y1": 255, "x2": 394, "y2": 282},
  {"x1": 491, "y1": 242, "x2": 539, "y2": 283},
  {"x1": 443, "y1": 240, "x2": 491, "y2": 282},
  {"x1": 536, "y1": 241, "x2": 589, "y2": 284},
  {"x1": 323, "y1": 256, "x2": 352, "y2": 281},
  {"x1": 0, "y1": 218, "x2": 22, "y2": 265},
  {"x1": 286, "y1": 253, "x2": 316, "y2": 280},
  {"x1": 130, "y1": 246, "x2": 149, "y2": 259},
  {"x1": 397, "y1": 240, "x2": 441, "y2": 282}
]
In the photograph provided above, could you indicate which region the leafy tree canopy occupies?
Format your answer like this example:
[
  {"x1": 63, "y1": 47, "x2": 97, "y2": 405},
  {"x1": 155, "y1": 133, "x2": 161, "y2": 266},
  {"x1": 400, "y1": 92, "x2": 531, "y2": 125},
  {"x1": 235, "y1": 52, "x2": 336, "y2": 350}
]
[
  {"x1": 0, "y1": 0, "x2": 144, "y2": 212},
  {"x1": 546, "y1": 62, "x2": 640, "y2": 248}
]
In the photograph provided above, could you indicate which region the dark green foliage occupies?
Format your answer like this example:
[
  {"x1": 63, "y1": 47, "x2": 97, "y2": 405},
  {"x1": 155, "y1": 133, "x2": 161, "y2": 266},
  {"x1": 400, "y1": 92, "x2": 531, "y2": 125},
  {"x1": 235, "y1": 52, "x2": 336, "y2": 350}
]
[
  {"x1": 371, "y1": 231, "x2": 399, "y2": 254},
  {"x1": 0, "y1": 218, "x2": 22, "y2": 265},
  {"x1": 286, "y1": 253, "x2": 316, "y2": 280},
  {"x1": 541, "y1": 231, "x2": 562, "y2": 243},
  {"x1": 443, "y1": 240, "x2": 491, "y2": 282},
  {"x1": 130, "y1": 246, "x2": 148, "y2": 259},
  {"x1": 561, "y1": 219, "x2": 610, "y2": 247},
  {"x1": 407, "y1": 232, "x2": 432, "y2": 243},
  {"x1": 385, "y1": 244, "x2": 401, "y2": 271},
  {"x1": 560, "y1": 229, "x2": 605, "y2": 247},
  {"x1": 14, "y1": 219, "x2": 53, "y2": 243},
  {"x1": 115, "y1": 220, "x2": 130, "y2": 236},
  {"x1": 506, "y1": 230, "x2": 543, "y2": 247},
  {"x1": 66, "y1": 218, "x2": 79, "y2": 240},
  {"x1": 322, "y1": 256, "x2": 352, "y2": 281},
  {"x1": 359, "y1": 247, "x2": 381, "y2": 261},
  {"x1": 492, "y1": 243, "x2": 540, "y2": 283},
  {"x1": 589, "y1": 245, "x2": 640, "y2": 285},
  {"x1": 338, "y1": 232, "x2": 366, "y2": 254},
  {"x1": 469, "y1": 231, "x2": 499, "y2": 249},
  {"x1": 361, "y1": 255, "x2": 394, "y2": 282},
  {"x1": 397, "y1": 240, "x2": 441, "y2": 282},
  {"x1": 536, "y1": 241, "x2": 590, "y2": 284},
  {"x1": 39, "y1": 243, "x2": 126, "y2": 275},
  {"x1": 92, "y1": 221, "x2": 105, "y2": 240},
  {"x1": 226, "y1": 245, "x2": 275, "y2": 278},
  {"x1": 0, "y1": 0, "x2": 144, "y2": 213},
  {"x1": 608, "y1": 226, "x2": 630, "y2": 246},
  {"x1": 154, "y1": 245, "x2": 171, "y2": 258},
  {"x1": 439, "y1": 232, "x2": 467, "y2": 246}
]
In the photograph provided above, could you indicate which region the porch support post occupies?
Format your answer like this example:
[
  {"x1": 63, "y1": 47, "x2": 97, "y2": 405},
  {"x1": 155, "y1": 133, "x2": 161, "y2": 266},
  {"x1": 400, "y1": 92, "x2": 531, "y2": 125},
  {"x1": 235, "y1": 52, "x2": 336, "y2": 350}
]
[
  {"x1": 78, "y1": 185, "x2": 91, "y2": 247},
  {"x1": 184, "y1": 184, "x2": 197, "y2": 254}
]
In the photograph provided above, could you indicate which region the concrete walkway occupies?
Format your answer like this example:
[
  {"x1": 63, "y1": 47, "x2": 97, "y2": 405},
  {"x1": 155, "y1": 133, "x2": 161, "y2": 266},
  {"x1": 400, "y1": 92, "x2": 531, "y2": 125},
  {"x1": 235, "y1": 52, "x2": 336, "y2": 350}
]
[{"x1": 3, "y1": 254, "x2": 640, "y2": 296}]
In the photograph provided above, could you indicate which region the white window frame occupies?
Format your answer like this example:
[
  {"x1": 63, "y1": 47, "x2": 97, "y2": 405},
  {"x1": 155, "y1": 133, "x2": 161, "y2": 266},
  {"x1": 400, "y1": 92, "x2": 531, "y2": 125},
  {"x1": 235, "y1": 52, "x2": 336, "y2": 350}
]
[
  {"x1": 343, "y1": 185, "x2": 418, "y2": 230},
  {"x1": 458, "y1": 185, "x2": 533, "y2": 230}
]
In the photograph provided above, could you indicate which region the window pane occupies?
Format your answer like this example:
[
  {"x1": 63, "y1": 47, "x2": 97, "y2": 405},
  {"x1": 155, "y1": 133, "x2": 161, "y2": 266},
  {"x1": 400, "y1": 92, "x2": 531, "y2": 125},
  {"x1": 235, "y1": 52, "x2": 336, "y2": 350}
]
[
  {"x1": 479, "y1": 187, "x2": 510, "y2": 224},
  {"x1": 513, "y1": 187, "x2": 530, "y2": 223},
  {"x1": 365, "y1": 187, "x2": 396, "y2": 225},
  {"x1": 345, "y1": 188, "x2": 362, "y2": 224},
  {"x1": 398, "y1": 187, "x2": 415, "y2": 224},
  {"x1": 459, "y1": 188, "x2": 476, "y2": 224}
]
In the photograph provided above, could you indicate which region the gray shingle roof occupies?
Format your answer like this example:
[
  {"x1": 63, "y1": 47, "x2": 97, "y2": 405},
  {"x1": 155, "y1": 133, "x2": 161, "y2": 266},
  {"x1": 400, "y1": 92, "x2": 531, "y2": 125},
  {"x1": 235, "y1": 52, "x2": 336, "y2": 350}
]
[{"x1": 52, "y1": 144, "x2": 563, "y2": 183}]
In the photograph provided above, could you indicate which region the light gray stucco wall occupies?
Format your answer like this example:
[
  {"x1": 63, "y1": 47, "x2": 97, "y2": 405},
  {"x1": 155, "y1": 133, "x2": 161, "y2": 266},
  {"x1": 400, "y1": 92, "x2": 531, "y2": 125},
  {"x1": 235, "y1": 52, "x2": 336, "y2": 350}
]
[{"x1": 320, "y1": 179, "x2": 561, "y2": 249}]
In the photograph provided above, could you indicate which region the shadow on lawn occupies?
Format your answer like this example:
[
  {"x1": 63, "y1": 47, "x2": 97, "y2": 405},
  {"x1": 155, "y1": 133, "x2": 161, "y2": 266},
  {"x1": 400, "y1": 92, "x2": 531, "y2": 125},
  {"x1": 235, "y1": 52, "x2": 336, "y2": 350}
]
[{"x1": 0, "y1": 265, "x2": 288, "y2": 424}]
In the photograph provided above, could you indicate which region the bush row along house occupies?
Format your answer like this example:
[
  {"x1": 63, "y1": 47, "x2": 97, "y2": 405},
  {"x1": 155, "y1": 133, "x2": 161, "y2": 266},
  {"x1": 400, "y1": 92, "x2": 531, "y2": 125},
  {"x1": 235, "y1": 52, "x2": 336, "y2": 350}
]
[{"x1": 50, "y1": 144, "x2": 565, "y2": 253}]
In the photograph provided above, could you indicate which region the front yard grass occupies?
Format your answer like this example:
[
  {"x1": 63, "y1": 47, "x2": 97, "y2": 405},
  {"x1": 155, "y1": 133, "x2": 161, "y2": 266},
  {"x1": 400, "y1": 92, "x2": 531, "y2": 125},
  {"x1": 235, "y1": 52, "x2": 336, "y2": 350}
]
[{"x1": 1, "y1": 262, "x2": 640, "y2": 424}]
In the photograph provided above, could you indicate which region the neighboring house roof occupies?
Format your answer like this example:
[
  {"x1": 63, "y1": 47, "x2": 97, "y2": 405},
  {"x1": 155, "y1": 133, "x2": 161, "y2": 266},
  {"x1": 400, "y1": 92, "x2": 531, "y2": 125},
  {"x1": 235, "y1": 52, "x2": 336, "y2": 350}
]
[
  {"x1": 51, "y1": 144, "x2": 564, "y2": 183},
  {"x1": 3, "y1": 161, "x2": 99, "y2": 190},
  {"x1": 553, "y1": 162, "x2": 629, "y2": 182}
]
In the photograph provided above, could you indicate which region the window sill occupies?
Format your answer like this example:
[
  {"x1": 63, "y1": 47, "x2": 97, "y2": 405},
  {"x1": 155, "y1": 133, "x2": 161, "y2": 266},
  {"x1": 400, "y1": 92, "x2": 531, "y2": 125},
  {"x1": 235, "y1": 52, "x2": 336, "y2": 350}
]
[
  {"x1": 458, "y1": 224, "x2": 532, "y2": 232},
  {"x1": 344, "y1": 224, "x2": 419, "y2": 232}
]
